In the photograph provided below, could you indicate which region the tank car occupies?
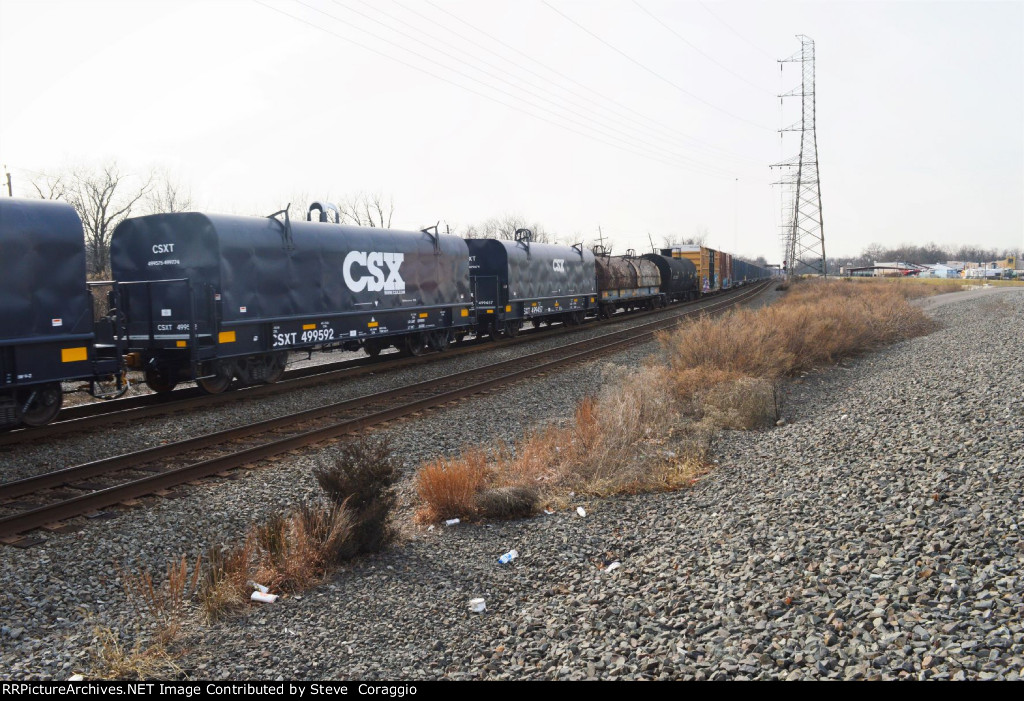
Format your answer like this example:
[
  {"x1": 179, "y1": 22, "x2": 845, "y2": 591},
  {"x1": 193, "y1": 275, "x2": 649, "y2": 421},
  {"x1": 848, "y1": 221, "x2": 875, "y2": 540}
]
[
  {"x1": 465, "y1": 229, "x2": 596, "y2": 337},
  {"x1": 110, "y1": 204, "x2": 472, "y2": 393},
  {"x1": 592, "y1": 247, "x2": 663, "y2": 318},
  {"x1": 0, "y1": 198, "x2": 125, "y2": 428}
]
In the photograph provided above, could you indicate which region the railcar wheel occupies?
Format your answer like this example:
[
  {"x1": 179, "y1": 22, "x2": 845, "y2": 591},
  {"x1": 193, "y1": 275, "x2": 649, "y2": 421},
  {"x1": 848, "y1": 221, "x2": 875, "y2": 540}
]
[
  {"x1": 430, "y1": 330, "x2": 451, "y2": 351},
  {"x1": 198, "y1": 362, "x2": 233, "y2": 394},
  {"x1": 404, "y1": 333, "x2": 429, "y2": 357},
  {"x1": 144, "y1": 367, "x2": 177, "y2": 394},
  {"x1": 262, "y1": 352, "x2": 288, "y2": 383},
  {"x1": 502, "y1": 321, "x2": 521, "y2": 338},
  {"x1": 364, "y1": 341, "x2": 383, "y2": 358},
  {"x1": 17, "y1": 383, "x2": 63, "y2": 427}
]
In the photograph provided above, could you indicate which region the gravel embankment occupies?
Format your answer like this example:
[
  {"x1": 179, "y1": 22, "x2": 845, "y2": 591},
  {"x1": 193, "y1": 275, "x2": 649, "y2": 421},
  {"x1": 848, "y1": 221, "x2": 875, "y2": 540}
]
[{"x1": 4, "y1": 286, "x2": 1021, "y2": 680}]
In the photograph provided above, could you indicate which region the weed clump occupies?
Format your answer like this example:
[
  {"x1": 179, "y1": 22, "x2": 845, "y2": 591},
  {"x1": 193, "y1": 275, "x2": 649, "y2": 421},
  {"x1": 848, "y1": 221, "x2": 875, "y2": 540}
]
[
  {"x1": 475, "y1": 486, "x2": 540, "y2": 520},
  {"x1": 314, "y1": 435, "x2": 398, "y2": 557}
]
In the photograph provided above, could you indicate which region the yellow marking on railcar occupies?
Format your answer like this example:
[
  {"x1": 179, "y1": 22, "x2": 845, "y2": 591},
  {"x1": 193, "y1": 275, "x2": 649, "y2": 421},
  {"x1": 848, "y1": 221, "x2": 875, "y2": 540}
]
[
  {"x1": 486, "y1": 309, "x2": 494, "y2": 314},
  {"x1": 419, "y1": 313, "x2": 428, "y2": 318},
  {"x1": 302, "y1": 324, "x2": 316, "y2": 330},
  {"x1": 460, "y1": 309, "x2": 469, "y2": 317},
  {"x1": 61, "y1": 347, "x2": 87, "y2": 363},
  {"x1": 505, "y1": 305, "x2": 511, "y2": 312},
  {"x1": 368, "y1": 321, "x2": 379, "y2": 328},
  {"x1": 219, "y1": 331, "x2": 236, "y2": 344},
  {"x1": 176, "y1": 341, "x2": 187, "y2": 348}
]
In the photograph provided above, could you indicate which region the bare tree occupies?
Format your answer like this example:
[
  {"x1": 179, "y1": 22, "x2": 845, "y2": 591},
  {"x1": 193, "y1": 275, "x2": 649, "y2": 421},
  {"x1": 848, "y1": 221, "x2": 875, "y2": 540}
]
[
  {"x1": 38, "y1": 162, "x2": 154, "y2": 275},
  {"x1": 468, "y1": 213, "x2": 553, "y2": 243},
  {"x1": 145, "y1": 170, "x2": 193, "y2": 213},
  {"x1": 337, "y1": 191, "x2": 394, "y2": 228},
  {"x1": 30, "y1": 173, "x2": 68, "y2": 200}
]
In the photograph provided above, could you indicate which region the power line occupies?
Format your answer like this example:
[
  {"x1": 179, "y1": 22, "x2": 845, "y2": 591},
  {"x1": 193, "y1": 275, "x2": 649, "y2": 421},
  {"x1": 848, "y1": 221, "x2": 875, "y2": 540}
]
[
  {"x1": 541, "y1": 0, "x2": 774, "y2": 131},
  {"x1": 408, "y1": 0, "x2": 763, "y2": 165},
  {"x1": 310, "y1": 0, "x2": 736, "y2": 176},
  {"x1": 698, "y1": 1, "x2": 777, "y2": 61},
  {"x1": 631, "y1": 0, "x2": 775, "y2": 96},
  {"x1": 331, "y1": 0, "x2": 738, "y2": 173},
  {"x1": 251, "y1": 0, "x2": 738, "y2": 177}
]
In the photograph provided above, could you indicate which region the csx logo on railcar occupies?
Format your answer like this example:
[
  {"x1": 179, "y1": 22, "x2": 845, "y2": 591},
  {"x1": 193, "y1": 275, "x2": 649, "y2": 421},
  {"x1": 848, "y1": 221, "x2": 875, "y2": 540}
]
[
  {"x1": 343, "y1": 251, "x2": 405, "y2": 294},
  {"x1": 152, "y1": 243, "x2": 175, "y2": 254},
  {"x1": 553, "y1": 259, "x2": 565, "y2": 272}
]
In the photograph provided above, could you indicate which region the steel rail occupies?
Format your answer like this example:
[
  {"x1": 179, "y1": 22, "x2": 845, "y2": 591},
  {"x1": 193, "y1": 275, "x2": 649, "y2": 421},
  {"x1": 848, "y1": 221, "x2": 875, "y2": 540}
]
[
  {"x1": 0, "y1": 281, "x2": 772, "y2": 539},
  {"x1": 0, "y1": 287, "x2": 756, "y2": 445}
]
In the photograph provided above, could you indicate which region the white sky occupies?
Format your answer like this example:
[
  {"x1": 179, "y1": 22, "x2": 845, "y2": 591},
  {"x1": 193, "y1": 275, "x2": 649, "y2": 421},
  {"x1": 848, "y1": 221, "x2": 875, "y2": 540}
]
[{"x1": 1, "y1": 0, "x2": 1021, "y2": 261}]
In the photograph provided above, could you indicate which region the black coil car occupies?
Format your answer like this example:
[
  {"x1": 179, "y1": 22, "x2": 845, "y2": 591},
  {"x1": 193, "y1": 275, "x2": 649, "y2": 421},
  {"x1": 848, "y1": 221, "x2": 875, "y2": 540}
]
[
  {"x1": 466, "y1": 229, "x2": 596, "y2": 337},
  {"x1": 642, "y1": 252, "x2": 698, "y2": 303},
  {"x1": 0, "y1": 199, "x2": 124, "y2": 428},
  {"x1": 110, "y1": 206, "x2": 472, "y2": 393}
]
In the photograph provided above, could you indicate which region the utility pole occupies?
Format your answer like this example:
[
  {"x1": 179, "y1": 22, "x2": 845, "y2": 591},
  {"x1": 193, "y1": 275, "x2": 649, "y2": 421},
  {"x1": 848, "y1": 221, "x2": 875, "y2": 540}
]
[
  {"x1": 3, "y1": 166, "x2": 11, "y2": 197},
  {"x1": 770, "y1": 35, "x2": 826, "y2": 277}
]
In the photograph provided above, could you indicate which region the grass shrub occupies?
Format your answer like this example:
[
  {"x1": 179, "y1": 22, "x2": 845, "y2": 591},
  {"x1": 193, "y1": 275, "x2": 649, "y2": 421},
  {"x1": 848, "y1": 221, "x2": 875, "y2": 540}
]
[
  {"x1": 475, "y1": 486, "x2": 540, "y2": 520},
  {"x1": 415, "y1": 450, "x2": 488, "y2": 522},
  {"x1": 314, "y1": 436, "x2": 398, "y2": 556}
]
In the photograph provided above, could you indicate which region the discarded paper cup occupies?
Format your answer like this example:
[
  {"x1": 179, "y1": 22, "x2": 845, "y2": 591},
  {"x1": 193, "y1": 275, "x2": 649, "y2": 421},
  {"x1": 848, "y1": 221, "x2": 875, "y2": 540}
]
[
  {"x1": 468, "y1": 598, "x2": 486, "y2": 613},
  {"x1": 445, "y1": 518, "x2": 461, "y2": 526},
  {"x1": 576, "y1": 507, "x2": 586, "y2": 518},
  {"x1": 248, "y1": 581, "x2": 269, "y2": 594},
  {"x1": 251, "y1": 591, "x2": 279, "y2": 603}
]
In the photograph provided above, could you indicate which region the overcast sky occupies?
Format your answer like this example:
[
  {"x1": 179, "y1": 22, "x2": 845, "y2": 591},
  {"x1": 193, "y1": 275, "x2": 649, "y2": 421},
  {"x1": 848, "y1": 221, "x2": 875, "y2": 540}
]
[{"x1": 1, "y1": 0, "x2": 1021, "y2": 262}]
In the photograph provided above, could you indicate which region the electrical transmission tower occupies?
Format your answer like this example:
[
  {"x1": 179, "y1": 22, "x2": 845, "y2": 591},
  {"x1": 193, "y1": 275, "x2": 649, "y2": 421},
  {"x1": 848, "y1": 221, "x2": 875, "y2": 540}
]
[{"x1": 771, "y1": 35, "x2": 825, "y2": 276}]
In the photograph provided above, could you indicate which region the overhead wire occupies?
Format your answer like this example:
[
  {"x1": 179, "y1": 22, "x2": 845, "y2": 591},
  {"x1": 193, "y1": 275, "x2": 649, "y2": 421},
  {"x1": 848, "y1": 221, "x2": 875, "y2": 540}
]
[
  {"x1": 420, "y1": 0, "x2": 761, "y2": 164},
  {"x1": 630, "y1": 0, "x2": 775, "y2": 96},
  {"x1": 540, "y1": 0, "x2": 774, "y2": 132},
  {"x1": 698, "y1": 1, "x2": 778, "y2": 61},
  {"x1": 378, "y1": 0, "x2": 756, "y2": 166},
  {"x1": 251, "y1": 0, "x2": 739, "y2": 177},
  {"x1": 329, "y1": 0, "x2": 739, "y2": 174}
]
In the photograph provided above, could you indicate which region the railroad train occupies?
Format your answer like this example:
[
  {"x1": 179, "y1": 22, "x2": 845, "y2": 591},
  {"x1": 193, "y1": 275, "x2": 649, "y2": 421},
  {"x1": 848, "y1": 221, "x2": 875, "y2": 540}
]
[{"x1": 0, "y1": 197, "x2": 771, "y2": 429}]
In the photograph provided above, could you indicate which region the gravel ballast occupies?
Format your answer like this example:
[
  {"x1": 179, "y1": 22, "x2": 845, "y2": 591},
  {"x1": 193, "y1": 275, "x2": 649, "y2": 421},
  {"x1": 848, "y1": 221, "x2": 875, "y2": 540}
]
[{"x1": 2, "y1": 286, "x2": 1021, "y2": 680}]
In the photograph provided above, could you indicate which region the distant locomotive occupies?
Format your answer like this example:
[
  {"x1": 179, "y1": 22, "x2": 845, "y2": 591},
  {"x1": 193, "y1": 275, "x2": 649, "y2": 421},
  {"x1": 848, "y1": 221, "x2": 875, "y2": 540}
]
[{"x1": 0, "y1": 199, "x2": 772, "y2": 427}]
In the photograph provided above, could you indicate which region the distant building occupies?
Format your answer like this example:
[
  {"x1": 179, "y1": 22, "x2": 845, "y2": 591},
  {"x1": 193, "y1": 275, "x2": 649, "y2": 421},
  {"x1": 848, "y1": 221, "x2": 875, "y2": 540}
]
[{"x1": 919, "y1": 264, "x2": 961, "y2": 279}]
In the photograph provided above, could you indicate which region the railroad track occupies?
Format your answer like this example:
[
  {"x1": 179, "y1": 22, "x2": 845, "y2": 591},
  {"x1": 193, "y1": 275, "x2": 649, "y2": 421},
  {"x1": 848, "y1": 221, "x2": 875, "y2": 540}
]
[
  {"x1": 0, "y1": 281, "x2": 772, "y2": 543},
  {"x1": 0, "y1": 284, "x2": 760, "y2": 446}
]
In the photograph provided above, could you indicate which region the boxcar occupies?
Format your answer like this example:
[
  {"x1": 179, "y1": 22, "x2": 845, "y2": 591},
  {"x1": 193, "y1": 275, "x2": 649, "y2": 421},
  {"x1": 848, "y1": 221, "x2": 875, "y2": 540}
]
[
  {"x1": 111, "y1": 208, "x2": 472, "y2": 393},
  {"x1": 0, "y1": 198, "x2": 123, "y2": 427},
  {"x1": 593, "y1": 249, "x2": 662, "y2": 318},
  {"x1": 466, "y1": 229, "x2": 596, "y2": 337},
  {"x1": 666, "y1": 246, "x2": 718, "y2": 295},
  {"x1": 642, "y1": 253, "x2": 698, "y2": 303}
]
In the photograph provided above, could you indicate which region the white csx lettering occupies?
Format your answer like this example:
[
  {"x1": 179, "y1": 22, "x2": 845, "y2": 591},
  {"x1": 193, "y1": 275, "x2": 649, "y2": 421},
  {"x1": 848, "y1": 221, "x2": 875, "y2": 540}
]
[
  {"x1": 343, "y1": 251, "x2": 405, "y2": 293},
  {"x1": 553, "y1": 259, "x2": 565, "y2": 272},
  {"x1": 152, "y1": 243, "x2": 175, "y2": 254}
]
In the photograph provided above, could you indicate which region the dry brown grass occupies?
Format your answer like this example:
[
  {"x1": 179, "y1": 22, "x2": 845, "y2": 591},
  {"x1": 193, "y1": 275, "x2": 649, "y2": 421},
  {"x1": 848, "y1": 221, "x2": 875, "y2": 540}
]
[
  {"x1": 415, "y1": 450, "x2": 489, "y2": 522},
  {"x1": 253, "y1": 502, "x2": 353, "y2": 594},
  {"x1": 121, "y1": 554, "x2": 201, "y2": 645},
  {"x1": 91, "y1": 626, "x2": 182, "y2": 680},
  {"x1": 201, "y1": 538, "x2": 254, "y2": 622},
  {"x1": 661, "y1": 279, "x2": 935, "y2": 380},
  {"x1": 411, "y1": 278, "x2": 941, "y2": 521}
]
